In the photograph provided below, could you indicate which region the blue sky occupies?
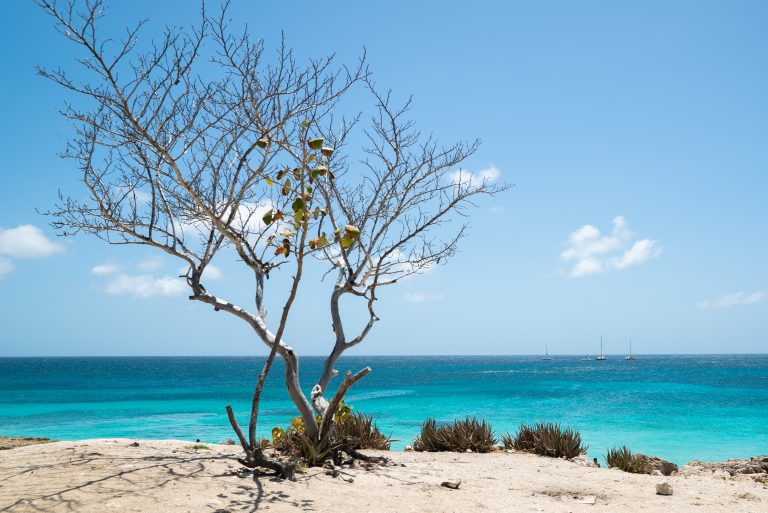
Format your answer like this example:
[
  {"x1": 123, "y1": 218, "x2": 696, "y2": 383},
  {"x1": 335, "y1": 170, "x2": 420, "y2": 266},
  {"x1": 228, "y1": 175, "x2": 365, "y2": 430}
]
[{"x1": 0, "y1": 0, "x2": 766, "y2": 356}]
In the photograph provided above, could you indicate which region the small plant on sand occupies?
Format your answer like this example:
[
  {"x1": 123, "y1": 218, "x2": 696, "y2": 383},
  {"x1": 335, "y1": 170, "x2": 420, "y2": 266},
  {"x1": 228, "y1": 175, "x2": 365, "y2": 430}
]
[
  {"x1": 413, "y1": 417, "x2": 497, "y2": 453},
  {"x1": 334, "y1": 412, "x2": 392, "y2": 450},
  {"x1": 605, "y1": 446, "x2": 652, "y2": 474},
  {"x1": 270, "y1": 404, "x2": 390, "y2": 466},
  {"x1": 506, "y1": 422, "x2": 587, "y2": 459},
  {"x1": 185, "y1": 444, "x2": 211, "y2": 451}
]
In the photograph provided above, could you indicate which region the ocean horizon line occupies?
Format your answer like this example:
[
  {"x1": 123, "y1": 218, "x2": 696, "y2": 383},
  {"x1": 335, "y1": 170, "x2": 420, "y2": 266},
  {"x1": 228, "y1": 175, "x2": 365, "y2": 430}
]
[{"x1": 1, "y1": 352, "x2": 767, "y2": 358}]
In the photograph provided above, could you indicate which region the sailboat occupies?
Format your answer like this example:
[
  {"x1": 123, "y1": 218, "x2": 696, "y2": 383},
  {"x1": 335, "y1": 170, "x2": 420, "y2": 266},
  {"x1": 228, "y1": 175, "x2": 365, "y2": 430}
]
[
  {"x1": 596, "y1": 336, "x2": 607, "y2": 361},
  {"x1": 542, "y1": 345, "x2": 552, "y2": 361},
  {"x1": 625, "y1": 339, "x2": 637, "y2": 361}
]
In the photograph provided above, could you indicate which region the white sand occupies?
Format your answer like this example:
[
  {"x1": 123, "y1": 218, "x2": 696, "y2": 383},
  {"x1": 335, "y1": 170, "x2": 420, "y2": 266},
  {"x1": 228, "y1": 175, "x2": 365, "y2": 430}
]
[{"x1": 1, "y1": 439, "x2": 765, "y2": 512}]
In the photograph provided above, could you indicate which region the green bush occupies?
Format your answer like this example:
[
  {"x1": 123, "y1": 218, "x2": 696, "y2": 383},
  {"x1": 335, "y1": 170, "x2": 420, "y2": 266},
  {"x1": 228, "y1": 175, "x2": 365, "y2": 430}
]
[
  {"x1": 505, "y1": 422, "x2": 587, "y2": 459},
  {"x1": 413, "y1": 417, "x2": 497, "y2": 453},
  {"x1": 335, "y1": 412, "x2": 392, "y2": 450},
  {"x1": 270, "y1": 405, "x2": 390, "y2": 466},
  {"x1": 605, "y1": 446, "x2": 652, "y2": 474}
]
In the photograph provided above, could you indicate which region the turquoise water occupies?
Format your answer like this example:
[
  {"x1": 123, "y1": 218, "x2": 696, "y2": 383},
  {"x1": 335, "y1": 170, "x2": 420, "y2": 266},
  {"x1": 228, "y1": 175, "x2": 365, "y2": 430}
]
[{"x1": 1, "y1": 355, "x2": 766, "y2": 465}]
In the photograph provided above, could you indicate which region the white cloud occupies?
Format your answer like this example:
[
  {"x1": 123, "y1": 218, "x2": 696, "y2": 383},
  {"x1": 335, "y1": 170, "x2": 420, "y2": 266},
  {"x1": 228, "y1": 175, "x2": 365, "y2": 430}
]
[
  {"x1": 612, "y1": 239, "x2": 662, "y2": 270},
  {"x1": 175, "y1": 201, "x2": 274, "y2": 243},
  {"x1": 0, "y1": 258, "x2": 14, "y2": 279},
  {"x1": 0, "y1": 225, "x2": 63, "y2": 258},
  {"x1": 203, "y1": 265, "x2": 223, "y2": 280},
  {"x1": 404, "y1": 292, "x2": 444, "y2": 303},
  {"x1": 449, "y1": 165, "x2": 501, "y2": 187},
  {"x1": 104, "y1": 273, "x2": 186, "y2": 298},
  {"x1": 487, "y1": 206, "x2": 505, "y2": 215},
  {"x1": 697, "y1": 291, "x2": 765, "y2": 310},
  {"x1": 91, "y1": 264, "x2": 122, "y2": 276},
  {"x1": 136, "y1": 257, "x2": 163, "y2": 272},
  {"x1": 561, "y1": 216, "x2": 660, "y2": 278}
]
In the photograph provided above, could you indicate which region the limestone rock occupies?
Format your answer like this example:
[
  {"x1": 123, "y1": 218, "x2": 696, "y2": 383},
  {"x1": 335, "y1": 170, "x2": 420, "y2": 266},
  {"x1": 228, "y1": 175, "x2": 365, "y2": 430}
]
[
  {"x1": 570, "y1": 454, "x2": 599, "y2": 468},
  {"x1": 681, "y1": 456, "x2": 768, "y2": 483},
  {"x1": 655, "y1": 482, "x2": 673, "y2": 496},
  {"x1": 635, "y1": 454, "x2": 678, "y2": 476}
]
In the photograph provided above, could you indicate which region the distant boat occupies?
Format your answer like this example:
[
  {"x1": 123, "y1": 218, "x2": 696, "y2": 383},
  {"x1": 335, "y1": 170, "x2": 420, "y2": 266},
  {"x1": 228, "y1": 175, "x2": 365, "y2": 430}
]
[
  {"x1": 542, "y1": 345, "x2": 552, "y2": 361},
  {"x1": 625, "y1": 339, "x2": 637, "y2": 361},
  {"x1": 596, "y1": 336, "x2": 607, "y2": 361}
]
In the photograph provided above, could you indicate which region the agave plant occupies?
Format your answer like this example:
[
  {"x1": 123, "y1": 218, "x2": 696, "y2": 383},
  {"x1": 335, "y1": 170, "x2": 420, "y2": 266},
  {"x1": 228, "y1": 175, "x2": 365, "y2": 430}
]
[
  {"x1": 507, "y1": 422, "x2": 587, "y2": 459},
  {"x1": 413, "y1": 417, "x2": 497, "y2": 453},
  {"x1": 606, "y1": 446, "x2": 652, "y2": 474},
  {"x1": 334, "y1": 412, "x2": 392, "y2": 450}
]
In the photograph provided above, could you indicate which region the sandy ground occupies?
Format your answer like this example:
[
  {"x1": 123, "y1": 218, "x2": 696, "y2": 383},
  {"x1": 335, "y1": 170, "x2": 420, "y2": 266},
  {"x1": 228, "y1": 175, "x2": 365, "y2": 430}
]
[{"x1": 0, "y1": 439, "x2": 766, "y2": 512}]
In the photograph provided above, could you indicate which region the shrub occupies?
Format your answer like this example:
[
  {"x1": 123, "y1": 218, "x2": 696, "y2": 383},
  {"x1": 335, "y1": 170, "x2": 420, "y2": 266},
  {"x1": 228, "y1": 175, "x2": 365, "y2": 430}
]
[
  {"x1": 505, "y1": 422, "x2": 587, "y2": 459},
  {"x1": 413, "y1": 417, "x2": 497, "y2": 453},
  {"x1": 184, "y1": 444, "x2": 211, "y2": 450},
  {"x1": 270, "y1": 404, "x2": 391, "y2": 466},
  {"x1": 606, "y1": 446, "x2": 652, "y2": 474},
  {"x1": 335, "y1": 412, "x2": 392, "y2": 450}
]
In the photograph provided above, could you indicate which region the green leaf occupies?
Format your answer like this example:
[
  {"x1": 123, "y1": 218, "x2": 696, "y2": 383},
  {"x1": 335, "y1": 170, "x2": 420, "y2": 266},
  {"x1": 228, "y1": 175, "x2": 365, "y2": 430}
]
[
  {"x1": 307, "y1": 138, "x2": 324, "y2": 150},
  {"x1": 300, "y1": 119, "x2": 311, "y2": 128},
  {"x1": 345, "y1": 224, "x2": 361, "y2": 239},
  {"x1": 313, "y1": 206, "x2": 320, "y2": 220},
  {"x1": 282, "y1": 179, "x2": 292, "y2": 196},
  {"x1": 316, "y1": 165, "x2": 328, "y2": 176},
  {"x1": 262, "y1": 209, "x2": 273, "y2": 225},
  {"x1": 291, "y1": 197, "x2": 304, "y2": 213},
  {"x1": 340, "y1": 236, "x2": 354, "y2": 249},
  {"x1": 256, "y1": 136, "x2": 269, "y2": 149},
  {"x1": 265, "y1": 177, "x2": 274, "y2": 186},
  {"x1": 319, "y1": 233, "x2": 329, "y2": 248},
  {"x1": 292, "y1": 168, "x2": 301, "y2": 180},
  {"x1": 294, "y1": 209, "x2": 304, "y2": 224},
  {"x1": 321, "y1": 146, "x2": 334, "y2": 157},
  {"x1": 276, "y1": 169, "x2": 287, "y2": 180}
]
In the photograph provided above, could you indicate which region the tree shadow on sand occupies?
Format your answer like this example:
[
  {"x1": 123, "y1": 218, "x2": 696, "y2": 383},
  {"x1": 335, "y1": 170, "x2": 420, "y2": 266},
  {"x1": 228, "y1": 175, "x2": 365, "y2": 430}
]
[{"x1": 0, "y1": 445, "x2": 312, "y2": 512}]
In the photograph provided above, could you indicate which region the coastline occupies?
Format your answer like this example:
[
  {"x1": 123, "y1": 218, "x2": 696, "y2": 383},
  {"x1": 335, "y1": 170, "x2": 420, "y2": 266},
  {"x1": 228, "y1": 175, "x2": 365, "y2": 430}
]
[
  {"x1": 1, "y1": 438, "x2": 766, "y2": 512},
  {"x1": 3, "y1": 354, "x2": 768, "y2": 465}
]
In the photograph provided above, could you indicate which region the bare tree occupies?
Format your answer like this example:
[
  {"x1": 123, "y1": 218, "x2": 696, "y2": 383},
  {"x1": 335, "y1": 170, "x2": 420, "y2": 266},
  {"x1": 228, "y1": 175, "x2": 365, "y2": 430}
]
[{"x1": 38, "y1": 0, "x2": 505, "y2": 477}]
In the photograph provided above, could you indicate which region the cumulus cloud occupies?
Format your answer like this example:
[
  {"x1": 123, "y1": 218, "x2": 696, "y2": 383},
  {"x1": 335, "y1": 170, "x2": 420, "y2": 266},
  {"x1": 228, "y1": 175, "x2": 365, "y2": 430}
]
[
  {"x1": 561, "y1": 216, "x2": 660, "y2": 278},
  {"x1": 91, "y1": 264, "x2": 122, "y2": 276},
  {"x1": 404, "y1": 292, "x2": 444, "y2": 303},
  {"x1": 136, "y1": 257, "x2": 163, "y2": 272},
  {"x1": 696, "y1": 291, "x2": 765, "y2": 310},
  {"x1": 0, "y1": 258, "x2": 14, "y2": 279},
  {"x1": 0, "y1": 225, "x2": 63, "y2": 258},
  {"x1": 449, "y1": 165, "x2": 501, "y2": 187},
  {"x1": 203, "y1": 264, "x2": 223, "y2": 280},
  {"x1": 103, "y1": 274, "x2": 186, "y2": 298},
  {"x1": 0, "y1": 224, "x2": 63, "y2": 278}
]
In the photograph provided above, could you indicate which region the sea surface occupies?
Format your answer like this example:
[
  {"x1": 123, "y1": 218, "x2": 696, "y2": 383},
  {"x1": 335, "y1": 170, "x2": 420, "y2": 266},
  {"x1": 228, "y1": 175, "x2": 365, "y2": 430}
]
[{"x1": 1, "y1": 355, "x2": 767, "y2": 465}]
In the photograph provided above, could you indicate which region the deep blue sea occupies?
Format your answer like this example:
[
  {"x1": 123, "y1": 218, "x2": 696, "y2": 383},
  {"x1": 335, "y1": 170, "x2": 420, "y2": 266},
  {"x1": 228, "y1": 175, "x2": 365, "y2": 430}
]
[{"x1": 1, "y1": 355, "x2": 766, "y2": 465}]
